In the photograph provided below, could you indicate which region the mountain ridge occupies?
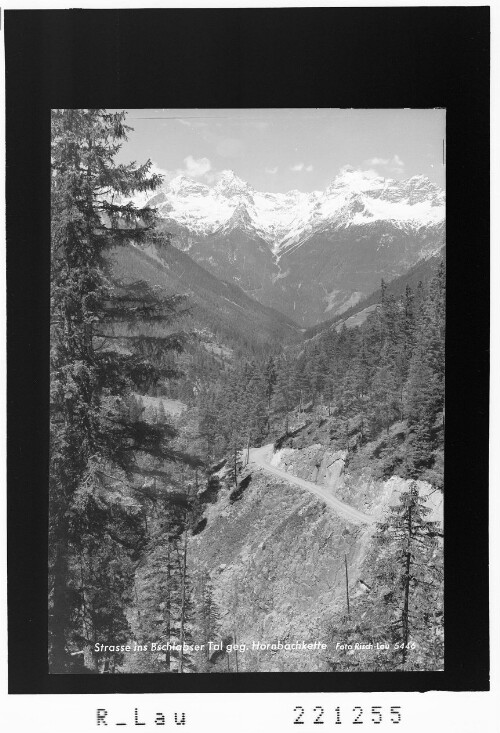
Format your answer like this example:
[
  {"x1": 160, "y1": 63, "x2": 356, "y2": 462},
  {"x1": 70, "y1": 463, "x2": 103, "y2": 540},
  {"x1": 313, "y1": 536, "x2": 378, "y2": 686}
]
[
  {"x1": 108, "y1": 239, "x2": 303, "y2": 351},
  {"x1": 132, "y1": 167, "x2": 444, "y2": 254},
  {"x1": 126, "y1": 168, "x2": 445, "y2": 326}
]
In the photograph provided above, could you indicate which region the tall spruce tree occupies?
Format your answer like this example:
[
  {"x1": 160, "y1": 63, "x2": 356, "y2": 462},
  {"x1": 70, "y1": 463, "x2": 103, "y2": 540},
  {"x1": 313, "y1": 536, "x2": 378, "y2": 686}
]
[
  {"x1": 327, "y1": 482, "x2": 443, "y2": 672},
  {"x1": 129, "y1": 491, "x2": 196, "y2": 673},
  {"x1": 272, "y1": 356, "x2": 297, "y2": 434},
  {"x1": 199, "y1": 386, "x2": 225, "y2": 464},
  {"x1": 50, "y1": 109, "x2": 187, "y2": 672},
  {"x1": 194, "y1": 570, "x2": 221, "y2": 671},
  {"x1": 221, "y1": 370, "x2": 246, "y2": 484},
  {"x1": 243, "y1": 361, "x2": 269, "y2": 454},
  {"x1": 404, "y1": 265, "x2": 445, "y2": 474}
]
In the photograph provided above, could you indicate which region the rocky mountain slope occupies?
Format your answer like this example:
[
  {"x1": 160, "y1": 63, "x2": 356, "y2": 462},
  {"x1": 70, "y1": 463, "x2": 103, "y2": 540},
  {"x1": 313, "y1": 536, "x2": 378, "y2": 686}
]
[
  {"x1": 304, "y1": 250, "x2": 444, "y2": 339},
  {"x1": 108, "y1": 239, "x2": 303, "y2": 351},
  {"x1": 131, "y1": 168, "x2": 445, "y2": 325},
  {"x1": 189, "y1": 421, "x2": 443, "y2": 672}
]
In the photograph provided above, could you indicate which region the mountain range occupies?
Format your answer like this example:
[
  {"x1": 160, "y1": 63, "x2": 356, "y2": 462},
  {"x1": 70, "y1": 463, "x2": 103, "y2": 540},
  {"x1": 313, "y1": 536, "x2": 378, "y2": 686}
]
[
  {"x1": 127, "y1": 167, "x2": 445, "y2": 326},
  {"x1": 108, "y1": 239, "x2": 303, "y2": 354}
]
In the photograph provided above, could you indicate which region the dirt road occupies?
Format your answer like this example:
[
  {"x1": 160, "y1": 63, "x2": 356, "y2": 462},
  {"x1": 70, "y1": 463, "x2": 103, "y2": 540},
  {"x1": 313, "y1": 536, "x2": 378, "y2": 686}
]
[{"x1": 248, "y1": 444, "x2": 375, "y2": 526}]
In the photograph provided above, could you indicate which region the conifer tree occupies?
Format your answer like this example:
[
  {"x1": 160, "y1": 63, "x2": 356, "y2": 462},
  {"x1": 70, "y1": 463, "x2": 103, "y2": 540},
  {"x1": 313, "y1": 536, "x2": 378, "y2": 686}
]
[
  {"x1": 75, "y1": 532, "x2": 137, "y2": 672},
  {"x1": 272, "y1": 356, "x2": 297, "y2": 434},
  {"x1": 309, "y1": 343, "x2": 328, "y2": 405},
  {"x1": 199, "y1": 387, "x2": 224, "y2": 464},
  {"x1": 129, "y1": 488, "x2": 197, "y2": 674},
  {"x1": 244, "y1": 362, "x2": 269, "y2": 450},
  {"x1": 369, "y1": 344, "x2": 400, "y2": 434},
  {"x1": 404, "y1": 266, "x2": 445, "y2": 473},
  {"x1": 327, "y1": 482, "x2": 443, "y2": 671},
  {"x1": 156, "y1": 399, "x2": 167, "y2": 425},
  {"x1": 195, "y1": 570, "x2": 221, "y2": 670},
  {"x1": 220, "y1": 370, "x2": 246, "y2": 483},
  {"x1": 401, "y1": 284, "x2": 417, "y2": 382},
  {"x1": 370, "y1": 481, "x2": 442, "y2": 668},
  {"x1": 50, "y1": 109, "x2": 187, "y2": 672},
  {"x1": 264, "y1": 356, "x2": 277, "y2": 419},
  {"x1": 293, "y1": 352, "x2": 310, "y2": 414}
]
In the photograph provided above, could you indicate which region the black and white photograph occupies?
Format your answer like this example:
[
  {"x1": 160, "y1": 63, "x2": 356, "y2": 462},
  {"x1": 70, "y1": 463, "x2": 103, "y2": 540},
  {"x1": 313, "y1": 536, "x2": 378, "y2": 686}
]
[
  {"x1": 6, "y1": 10, "x2": 491, "y2": 722},
  {"x1": 49, "y1": 107, "x2": 446, "y2": 675}
]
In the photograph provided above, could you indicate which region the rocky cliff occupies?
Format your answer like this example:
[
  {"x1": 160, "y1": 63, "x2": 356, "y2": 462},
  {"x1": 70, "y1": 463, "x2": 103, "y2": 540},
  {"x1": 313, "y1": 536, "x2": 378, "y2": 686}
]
[{"x1": 188, "y1": 437, "x2": 443, "y2": 672}]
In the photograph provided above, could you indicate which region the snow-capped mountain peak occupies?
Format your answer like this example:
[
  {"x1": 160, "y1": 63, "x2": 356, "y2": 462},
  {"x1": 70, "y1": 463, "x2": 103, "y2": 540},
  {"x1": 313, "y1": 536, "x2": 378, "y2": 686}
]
[
  {"x1": 142, "y1": 169, "x2": 445, "y2": 252},
  {"x1": 131, "y1": 168, "x2": 445, "y2": 327},
  {"x1": 168, "y1": 174, "x2": 210, "y2": 197},
  {"x1": 327, "y1": 167, "x2": 388, "y2": 193},
  {"x1": 214, "y1": 169, "x2": 251, "y2": 196}
]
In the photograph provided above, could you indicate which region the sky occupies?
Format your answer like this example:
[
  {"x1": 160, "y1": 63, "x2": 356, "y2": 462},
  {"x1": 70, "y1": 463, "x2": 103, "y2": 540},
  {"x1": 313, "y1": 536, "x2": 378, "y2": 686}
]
[{"x1": 115, "y1": 108, "x2": 446, "y2": 194}]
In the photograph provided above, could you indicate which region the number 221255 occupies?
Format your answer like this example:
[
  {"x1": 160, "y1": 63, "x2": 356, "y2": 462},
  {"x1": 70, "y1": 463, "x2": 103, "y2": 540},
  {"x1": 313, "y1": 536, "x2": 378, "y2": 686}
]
[{"x1": 293, "y1": 705, "x2": 402, "y2": 726}]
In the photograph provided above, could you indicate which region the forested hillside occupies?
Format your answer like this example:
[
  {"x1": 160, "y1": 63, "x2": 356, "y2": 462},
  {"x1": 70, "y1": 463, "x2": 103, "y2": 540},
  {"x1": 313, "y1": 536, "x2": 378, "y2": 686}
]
[
  {"x1": 199, "y1": 262, "x2": 445, "y2": 489},
  {"x1": 49, "y1": 109, "x2": 444, "y2": 674},
  {"x1": 305, "y1": 251, "x2": 444, "y2": 338},
  {"x1": 109, "y1": 235, "x2": 302, "y2": 353}
]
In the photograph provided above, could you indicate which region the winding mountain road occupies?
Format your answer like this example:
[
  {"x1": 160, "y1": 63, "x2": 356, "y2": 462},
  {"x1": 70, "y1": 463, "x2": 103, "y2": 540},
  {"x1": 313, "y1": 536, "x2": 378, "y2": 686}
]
[{"x1": 248, "y1": 444, "x2": 375, "y2": 526}]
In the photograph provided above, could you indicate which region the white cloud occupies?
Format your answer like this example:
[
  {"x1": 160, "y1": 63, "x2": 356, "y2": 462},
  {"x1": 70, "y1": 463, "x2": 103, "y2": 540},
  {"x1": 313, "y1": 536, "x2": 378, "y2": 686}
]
[
  {"x1": 291, "y1": 162, "x2": 313, "y2": 173},
  {"x1": 183, "y1": 155, "x2": 212, "y2": 178},
  {"x1": 363, "y1": 154, "x2": 406, "y2": 177},
  {"x1": 265, "y1": 166, "x2": 278, "y2": 174},
  {"x1": 365, "y1": 156, "x2": 389, "y2": 166},
  {"x1": 152, "y1": 156, "x2": 215, "y2": 185}
]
